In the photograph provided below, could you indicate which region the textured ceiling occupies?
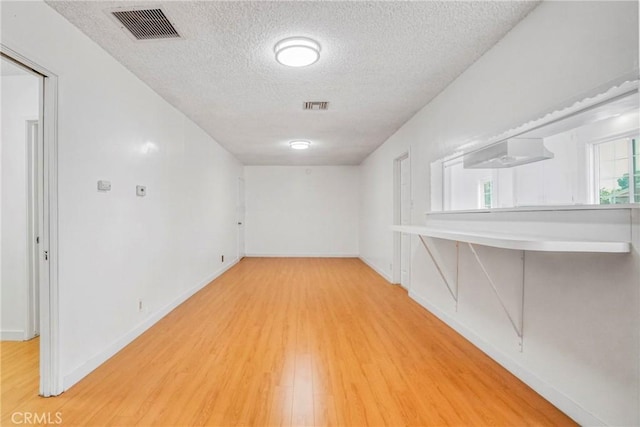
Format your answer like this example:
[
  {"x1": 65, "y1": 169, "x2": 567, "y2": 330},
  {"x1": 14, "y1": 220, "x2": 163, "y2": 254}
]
[{"x1": 46, "y1": 1, "x2": 539, "y2": 165}]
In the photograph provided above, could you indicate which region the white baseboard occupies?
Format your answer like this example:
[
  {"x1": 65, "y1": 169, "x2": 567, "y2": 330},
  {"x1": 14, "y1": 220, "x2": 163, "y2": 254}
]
[
  {"x1": 1, "y1": 330, "x2": 25, "y2": 341},
  {"x1": 63, "y1": 258, "x2": 240, "y2": 390},
  {"x1": 359, "y1": 256, "x2": 394, "y2": 283},
  {"x1": 408, "y1": 290, "x2": 604, "y2": 426},
  {"x1": 245, "y1": 253, "x2": 358, "y2": 258}
]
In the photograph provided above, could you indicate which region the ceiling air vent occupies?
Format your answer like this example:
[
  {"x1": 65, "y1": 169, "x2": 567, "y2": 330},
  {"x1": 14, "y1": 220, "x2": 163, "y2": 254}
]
[
  {"x1": 303, "y1": 101, "x2": 329, "y2": 110},
  {"x1": 112, "y1": 8, "x2": 180, "y2": 40}
]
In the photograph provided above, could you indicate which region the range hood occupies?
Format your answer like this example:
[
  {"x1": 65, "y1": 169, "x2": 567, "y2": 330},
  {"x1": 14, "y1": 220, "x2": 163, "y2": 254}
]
[{"x1": 463, "y1": 138, "x2": 554, "y2": 169}]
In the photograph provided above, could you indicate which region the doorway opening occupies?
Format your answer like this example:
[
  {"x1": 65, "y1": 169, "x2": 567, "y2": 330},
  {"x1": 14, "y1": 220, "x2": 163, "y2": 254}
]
[
  {"x1": 1, "y1": 47, "x2": 60, "y2": 397},
  {"x1": 1, "y1": 59, "x2": 40, "y2": 344},
  {"x1": 393, "y1": 152, "x2": 411, "y2": 289},
  {"x1": 237, "y1": 177, "x2": 245, "y2": 260}
]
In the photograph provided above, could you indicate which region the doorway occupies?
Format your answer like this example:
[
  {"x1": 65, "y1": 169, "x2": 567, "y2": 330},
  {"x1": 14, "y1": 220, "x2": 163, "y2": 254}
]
[
  {"x1": 237, "y1": 177, "x2": 245, "y2": 260},
  {"x1": 1, "y1": 59, "x2": 41, "y2": 342},
  {"x1": 1, "y1": 47, "x2": 60, "y2": 397},
  {"x1": 393, "y1": 152, "x2": 411, "y2": 289},
  {"x1": 26, "y1": 119, "x2": 41, "y2": 339}
]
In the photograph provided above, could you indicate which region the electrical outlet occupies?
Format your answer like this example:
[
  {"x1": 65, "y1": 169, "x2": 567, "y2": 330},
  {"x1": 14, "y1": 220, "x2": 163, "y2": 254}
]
[
  {"x1": 221, "y1": 255, "x2": 224, "y2": 263},
  {"x1": 138, "y1": 299, "x2": 143, "y2": 312}
]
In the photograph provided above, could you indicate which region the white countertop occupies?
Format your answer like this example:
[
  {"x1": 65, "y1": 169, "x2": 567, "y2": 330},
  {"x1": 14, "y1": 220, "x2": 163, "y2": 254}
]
[
  {"x1": 426, "y1": 204, "x2": 640, "y2": 215},
  {"x1": 391, "y1": 225, "x2": 631, "y2": 253}
]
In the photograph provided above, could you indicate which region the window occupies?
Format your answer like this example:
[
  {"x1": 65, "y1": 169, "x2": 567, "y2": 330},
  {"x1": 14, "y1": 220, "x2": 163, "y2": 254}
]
[
  {"x1": 432, "y1": 85, "x2": 639, "y2": 212},
  {"x1": 479, "y1": 179, "x2": 493, "y2": 209},
  {"x1": 594, "y1": 137, "x2": 639, "y2": 204},
  {"x1": 634, "y1": 138, "x2": 640, "y2": 203}
]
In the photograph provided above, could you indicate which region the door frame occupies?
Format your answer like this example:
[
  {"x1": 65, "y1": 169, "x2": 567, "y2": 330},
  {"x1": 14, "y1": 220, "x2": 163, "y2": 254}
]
[
  {"x1": 2, "y1": 45, "x2": 61, "y2": 396},
  {"x1": 237, "y1": 176, "x2": 245, "y2": 260},
  {"x1": 393, "y1": 150, "x2": 410, "y2": 285}
]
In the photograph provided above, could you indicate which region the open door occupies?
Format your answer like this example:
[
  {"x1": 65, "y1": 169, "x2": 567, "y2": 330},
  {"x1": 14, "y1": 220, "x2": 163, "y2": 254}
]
[{"x1": 1, "y1": 46, "x2": 61, "y2": 396}]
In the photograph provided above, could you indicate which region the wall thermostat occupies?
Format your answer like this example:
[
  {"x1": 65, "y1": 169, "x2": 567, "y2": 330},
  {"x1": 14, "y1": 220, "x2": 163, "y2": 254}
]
[{"x1": 136, "y1": 185, "x2": 146, "y2": 197}]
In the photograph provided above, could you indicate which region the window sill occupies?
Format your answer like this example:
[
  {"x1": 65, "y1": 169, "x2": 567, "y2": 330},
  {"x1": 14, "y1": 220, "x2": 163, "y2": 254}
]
[
  {"x1": 427, "y1": 204, "x2": 640, "y2": 216},
  {"x1": 392, "y1": 225, "x2": 630, "y2": 253}
]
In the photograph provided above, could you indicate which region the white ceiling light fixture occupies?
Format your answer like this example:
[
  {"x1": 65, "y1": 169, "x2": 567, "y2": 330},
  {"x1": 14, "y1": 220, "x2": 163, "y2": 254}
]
[
  {"x1": 274, "y1": 37, "x2": 321, "y2": 67},
  {"x1": 289, "y1": 140, "x2": 311, "y2": 150}
]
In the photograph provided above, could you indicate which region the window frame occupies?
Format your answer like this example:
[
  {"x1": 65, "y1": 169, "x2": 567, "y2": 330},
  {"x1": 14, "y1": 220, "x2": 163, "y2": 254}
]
[
  {"x1": 590, "y1": 130, "x2": 639, "y2": 205},
  {"x1": 477, "y1": 178, "x2": 494, "y2": 209}
]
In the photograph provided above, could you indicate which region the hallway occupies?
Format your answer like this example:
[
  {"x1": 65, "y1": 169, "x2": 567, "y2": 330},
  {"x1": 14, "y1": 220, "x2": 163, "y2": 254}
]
[{"x1": 1, "y1": 258, "x2": 574, "y2": 426}]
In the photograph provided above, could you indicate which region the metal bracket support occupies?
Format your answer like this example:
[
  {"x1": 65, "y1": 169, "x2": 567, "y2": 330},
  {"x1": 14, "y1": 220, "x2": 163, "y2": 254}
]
[
  {"x1": 418, "y1": 235, "x2": 459, "y2": 310},
  {"x1": 467, "y1": 242, "x2": 525, "y2": 351}
]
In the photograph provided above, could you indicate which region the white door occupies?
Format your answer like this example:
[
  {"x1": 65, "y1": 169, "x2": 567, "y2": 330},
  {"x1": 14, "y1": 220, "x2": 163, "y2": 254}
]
[
  {"x1": 237, "y1": 177, "x2": 245, "y2": 259},
  {"x1": 2, "y1": 47, "x2": 62, "y2": 396},
  {"x1": 400, "y1": 156, "x2": 411, "y2": 289}
]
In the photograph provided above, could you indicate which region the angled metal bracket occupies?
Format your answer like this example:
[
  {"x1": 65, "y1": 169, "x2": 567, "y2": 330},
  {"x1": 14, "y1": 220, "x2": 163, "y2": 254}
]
[
  {"x1": 418, "y1": 236, "x2": 459, "y2": 310},
  {"x1": 467, "y1": 243, "x2": 525, "y2": 351}
]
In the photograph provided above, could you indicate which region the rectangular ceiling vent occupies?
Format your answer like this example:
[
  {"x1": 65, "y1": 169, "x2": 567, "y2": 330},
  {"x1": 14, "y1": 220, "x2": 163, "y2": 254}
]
[
  {"x1": 303, "y1": 101, "x2": 329, "y2": 110},
  {"x1": 112, "y1": 8, "x2": 180, "y2": 40}
]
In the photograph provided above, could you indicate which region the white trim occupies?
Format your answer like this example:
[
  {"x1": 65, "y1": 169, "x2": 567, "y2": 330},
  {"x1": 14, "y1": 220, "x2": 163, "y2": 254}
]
[
  {"x1": 586, "y1": 128, "x2": 639, "y2": 148},
  {"x1": 244, "y1": 253, "x2": 359, "y2": 258},
  {"x1": 359, "y1": 256, "x2": 393, "y2": 283},
  {"x1": 43, "y1": 66, "x2": 61, "y2": 396},
  {"x1": 1, "y1": 330, "x2": 27, "y2": 341},
  {"x1": 408, "y1": 290, "x2": 604, "y2": 426},
  {"x1": 63, "y1": 257, "x2": 240, "y2": 390},
  {"x1": 1, "y1": 44, "x2": 61, "y2": 397}
]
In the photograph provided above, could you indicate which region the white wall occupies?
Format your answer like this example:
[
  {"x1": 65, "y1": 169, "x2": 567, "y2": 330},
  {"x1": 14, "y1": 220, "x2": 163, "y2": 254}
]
[
  {"x1": 245, "y1": 166, "x2": 358, "y2": 257},
  {"x1": 360, "y1": 1, "x2": 639, "y2": 425},
  {"x1": 1, "y1": 1, "x2": 243, "y2": 389},
  {"x1": 1, "y1": 73, "x2": 39, "y2": 340}
]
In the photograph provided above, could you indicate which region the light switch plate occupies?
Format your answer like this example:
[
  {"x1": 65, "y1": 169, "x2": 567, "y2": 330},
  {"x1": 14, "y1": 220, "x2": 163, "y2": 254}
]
[
  {"x1": 136, "y1": 185, "x2": 146, "y2": 197},
  {"x1": 97, "y1": 180, "x2": 111, "y2": 192}
]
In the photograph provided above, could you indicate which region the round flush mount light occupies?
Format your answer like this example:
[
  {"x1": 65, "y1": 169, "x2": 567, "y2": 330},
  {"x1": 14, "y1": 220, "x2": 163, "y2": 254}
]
[
  {"x1": 289, "y1": 140, "x2": 311, "y2": 150},
  {"x1": 274, "y1": 37, "x2": 321, "y2": 67}
]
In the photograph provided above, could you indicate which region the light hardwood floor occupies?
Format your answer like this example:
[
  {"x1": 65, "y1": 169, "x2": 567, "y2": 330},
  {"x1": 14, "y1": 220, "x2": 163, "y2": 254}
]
[{"x1": 1, "y1": 258, "x2": 575, "y2": 426}]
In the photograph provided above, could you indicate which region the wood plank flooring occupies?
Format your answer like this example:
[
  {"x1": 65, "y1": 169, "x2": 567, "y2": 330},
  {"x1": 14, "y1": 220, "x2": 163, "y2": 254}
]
[{"x1": 1, "y1": 258, "x2": 575, "y2": 426}]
